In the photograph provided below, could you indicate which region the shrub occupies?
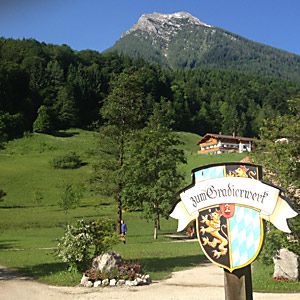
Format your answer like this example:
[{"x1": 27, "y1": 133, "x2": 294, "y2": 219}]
[
  {"x1": 0, "y1": 189, "x2": 6, "y2": 202},
  {"x1": 89, "y1": 219, "x2": 119, "y2": 255},
  {"x1": 55, "y1": 218, "x2": 118, "y2": 272},
  {"x1": 58, "y1": 183, "x2": 83, "y2": 215},
  {"x1": 33, "y1": 189, "x2": 44, "y2": 206},
  {"x1": 50, "y1": 152, "x2": 83, "y2": 169}
]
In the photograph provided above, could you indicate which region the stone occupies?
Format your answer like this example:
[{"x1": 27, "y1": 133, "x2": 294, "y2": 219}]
[
  {"x1": 80, "y1": 275, "x2": 94, "y2": 287},
  {"x1": 143, "y1": 274, "x2": 152, "y2": 284},
  {"x1": 93, "y1": 280, "x2": 101, "y2": 287},
  {"x1": 125, "y1": 280, "x2": 137, "y2": 286},
  {"x1": 273, "y1": 248, "x2": 299, "y2": 281},
  {"x1": 102, "y1": 278, "x2": 109, "y2": 286},
  {"x1": 134, "y1": 277, "x2": 143, "y2": 286},
  {"x1": 80, "y1": 275, "x2": 89, "y2": 286},
  {"x1": 85, "y1": 281, "x2": 93, "y2": 288},
  {"x1": 117, "y1": 279, "x2": 125, "y2": 286},
  {"x1": 109, "y1": 278, "x2": 116, "y2": 286},
  {"x1": 92, "y1": 251, "x2": 122, "y2": 273}
]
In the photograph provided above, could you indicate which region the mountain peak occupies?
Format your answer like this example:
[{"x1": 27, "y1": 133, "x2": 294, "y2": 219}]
[
  {"x1": 108, "y1": 12, "x2": 300, "y2": 81},
  {"x1": 122, "y1": 11, "x2": 212, "y2": 40}
]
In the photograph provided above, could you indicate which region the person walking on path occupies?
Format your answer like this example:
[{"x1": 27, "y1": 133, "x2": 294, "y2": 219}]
[{"x1": 121, "y1": 220, "x2": 127, "y2": 244}]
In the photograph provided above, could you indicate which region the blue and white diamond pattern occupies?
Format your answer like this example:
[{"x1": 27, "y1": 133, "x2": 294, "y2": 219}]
[
  {"x1": 229, "y1": 206, "x2": 261, "y2": 268},
  {"x1": 195, "y1": 166, "x2": 224, "y2": 183}
]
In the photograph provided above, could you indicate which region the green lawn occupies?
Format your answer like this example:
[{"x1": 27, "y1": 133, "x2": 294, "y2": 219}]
[
  {"x1": 252, "y1": 260, "x2": 300, "y2": 293},
  {"x1": 0, "y1": 129, "x2": 299, "y2": 292}
]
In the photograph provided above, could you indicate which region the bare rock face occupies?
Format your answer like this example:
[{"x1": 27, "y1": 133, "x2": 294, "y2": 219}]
[
  {"x1": 122, "y1": 11, "x2": 211, "y2": 45},
  {"x1": 273, "y1": 248, "x2": 299, "y2": 281},
  {"x1": 91, "y1": 251, "x2": 122, "y2": 273}
]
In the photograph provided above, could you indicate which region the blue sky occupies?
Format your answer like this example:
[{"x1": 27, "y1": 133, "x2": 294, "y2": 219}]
[{"x1": 1, "y1": 0, "x2": 299, "y2": 55}]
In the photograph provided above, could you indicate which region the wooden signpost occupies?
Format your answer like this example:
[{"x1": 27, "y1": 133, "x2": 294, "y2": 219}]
[{"x1": 170, "y1": 162, "x2": 299, "y2": 300}]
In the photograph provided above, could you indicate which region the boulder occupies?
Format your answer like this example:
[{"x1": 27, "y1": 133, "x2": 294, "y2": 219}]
[
  {"x1": 273, "y1": 248, "x2": 299, "y2": 281},
  {"x1": 92, "y1": 251, "x2": 122, "y2": 273}
]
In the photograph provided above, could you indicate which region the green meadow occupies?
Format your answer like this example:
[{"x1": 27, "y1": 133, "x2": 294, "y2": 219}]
[{"x1": 0, "y1": 129, "x2": 299, "y2": 292}]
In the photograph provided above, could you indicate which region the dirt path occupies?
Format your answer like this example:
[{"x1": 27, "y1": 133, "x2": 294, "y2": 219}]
[{"x1": 1, "y1": 263, "x2": 300, "y2": 300}]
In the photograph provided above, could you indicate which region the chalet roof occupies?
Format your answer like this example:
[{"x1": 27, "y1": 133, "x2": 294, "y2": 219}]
[{"x1": 196, "y1": 133, "x2": 254, "y2": 145}]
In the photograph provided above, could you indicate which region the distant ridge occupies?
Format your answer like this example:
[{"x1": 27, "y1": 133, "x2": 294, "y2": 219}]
[{"x1": 106, "y1": 12, "x2": 300, "y2": 81}]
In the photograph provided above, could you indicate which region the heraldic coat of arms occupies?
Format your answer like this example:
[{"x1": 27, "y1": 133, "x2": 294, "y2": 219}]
[{"x1": 170, "y1": 162, "x2": 298, "y2": 272}]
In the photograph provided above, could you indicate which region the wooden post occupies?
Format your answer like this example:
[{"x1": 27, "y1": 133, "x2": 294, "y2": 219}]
[{"x1": 224, "y1": 265, "x2": 253, "y2": 300}]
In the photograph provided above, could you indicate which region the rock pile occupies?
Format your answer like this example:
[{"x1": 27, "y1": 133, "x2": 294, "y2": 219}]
[
  {"x1": 79, "y1": 251, "x2": 152, "y2": 288},
  {"x1": 80, "y1": 273, "x2": 152, "y2": 287}
]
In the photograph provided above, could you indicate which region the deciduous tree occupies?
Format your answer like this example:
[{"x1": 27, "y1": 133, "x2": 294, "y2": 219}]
[
  {"x1": 92, "y1": 70, "x2": 152, "y2": 233},
  {"x1": 251, "y1": 98, "x2": 300, "y2": 262},
  {"x1": 123, "y1": 103, "x2": 186, "y2": 239},
  {"x1": 33, "y1": 105, "x2": 52, "y2": 133}
]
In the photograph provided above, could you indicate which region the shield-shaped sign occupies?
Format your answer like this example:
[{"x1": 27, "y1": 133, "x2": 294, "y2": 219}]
[
  {"x1": 197, "y1": 204, "x2": 264, "y2": 272},
  {"x1": 170, "y1": 162, "x2": 298, "y2": 272},
  {"x1": 195, "y1": 163, "x2": 264, "y2": 272}
]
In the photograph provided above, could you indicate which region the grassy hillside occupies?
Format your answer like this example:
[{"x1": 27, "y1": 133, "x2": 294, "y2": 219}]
[
  {"x1": 0, "y1": 129, "x2": 243, "y2": 277},
  {"x1": 0, "y1": 129, "x2": 244, "y2": 234},
  {"x1": 1, "y1": 129, "x2": 296, "y2": 292}
]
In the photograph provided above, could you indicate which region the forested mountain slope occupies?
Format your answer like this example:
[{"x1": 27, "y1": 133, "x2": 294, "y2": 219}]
[
  {"x1": 1, "y1": 37, "x2": 300, "y2": 144},
  {"x1": 106, "y1": 12, "x2": 300, "y2": 82}
]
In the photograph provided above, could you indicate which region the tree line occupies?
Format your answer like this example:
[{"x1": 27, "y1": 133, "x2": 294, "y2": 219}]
[{"x1": 1, "y1": 37, "x2": 300, "y2": 145}]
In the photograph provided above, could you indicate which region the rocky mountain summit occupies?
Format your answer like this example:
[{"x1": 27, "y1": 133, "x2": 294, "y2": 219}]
[
  {"x1": 122, "y1": 12, "x2": 211, "y2": 46},
  {"x1": 106, "y1": 12, "x2": 300, "y2": 81}
]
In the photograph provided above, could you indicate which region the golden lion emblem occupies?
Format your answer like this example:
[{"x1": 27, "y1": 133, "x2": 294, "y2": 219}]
[
  {"x1": 227, "y1": 165, "x2": 256, "y2": 179},
  {"x1": 200, "y1": 211, "x2": 228, "y2": 259}
]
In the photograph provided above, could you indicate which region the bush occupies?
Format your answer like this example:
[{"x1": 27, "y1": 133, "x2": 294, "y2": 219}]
[
  {"x1": 50, "y1": 152, "x2": 83, "y2": 169},
  {"x1": 55, "y1": 218, "x2": 118, "y2": 272},
  {"x1": 0, "y1": 189, "x2": 6, "y2": 202},
  {"x1": 57, "y1": 183, "x2": 83, "y2": 214}
]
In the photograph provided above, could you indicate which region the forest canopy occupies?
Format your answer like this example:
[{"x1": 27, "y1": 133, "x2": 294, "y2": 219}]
[{"x1": 1, "y1": 37, "x2": 300, "y2": 143}]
